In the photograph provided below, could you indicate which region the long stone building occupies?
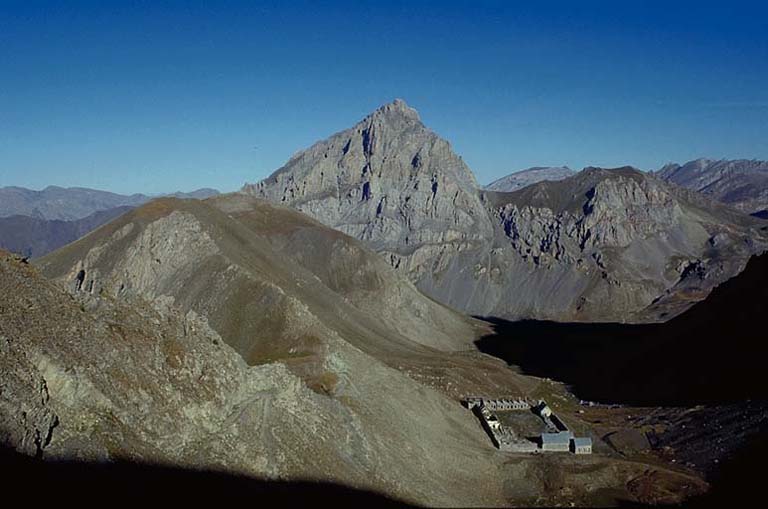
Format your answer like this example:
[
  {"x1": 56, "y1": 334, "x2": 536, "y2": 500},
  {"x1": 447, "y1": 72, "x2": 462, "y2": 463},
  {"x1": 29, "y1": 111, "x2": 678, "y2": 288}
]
[{"x1": 464, "y1": 397, "x2": 593, "y2": 455}]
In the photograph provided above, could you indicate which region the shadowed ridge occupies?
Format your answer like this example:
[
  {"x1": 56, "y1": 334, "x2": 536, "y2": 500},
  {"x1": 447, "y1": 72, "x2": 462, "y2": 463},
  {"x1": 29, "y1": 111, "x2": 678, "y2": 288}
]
[
  {"x1": 0, "y1": 205, "x2": 133, "y2": 258},
  {"x1": 475, "y1": 252, "x2": 768, "y2": 406},
  {"x1": 0, "y1": 445, "x2": 412, "y2": 507}
]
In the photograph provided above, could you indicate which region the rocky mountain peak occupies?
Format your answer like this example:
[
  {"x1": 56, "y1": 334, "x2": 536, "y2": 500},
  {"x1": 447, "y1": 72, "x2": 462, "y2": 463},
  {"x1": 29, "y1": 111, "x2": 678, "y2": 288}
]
[
  {"x1": 245, "y1": 104, "x2": 767, "y2": 323},
  {"x1": 242, "y1": 100, "x2": 490, "y2": 280},
  {"x1": 370, "y1": 98, "x2": 421, "y2": 122}
]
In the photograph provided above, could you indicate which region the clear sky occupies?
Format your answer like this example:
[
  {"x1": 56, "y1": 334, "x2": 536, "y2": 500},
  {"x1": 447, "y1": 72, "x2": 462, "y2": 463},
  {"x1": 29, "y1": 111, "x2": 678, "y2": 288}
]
[{"x1": 1, "y1": 0, "x2": 767, "y2": 194}]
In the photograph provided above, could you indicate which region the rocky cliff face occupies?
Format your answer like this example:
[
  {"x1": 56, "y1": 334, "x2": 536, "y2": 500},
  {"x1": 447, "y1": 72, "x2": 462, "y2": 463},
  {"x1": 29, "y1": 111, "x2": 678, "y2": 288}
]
[
  {"x1": 485, "y1": 166, "x2": 575, "y2": 192},
  {"x1": 244, "y1": 102, "x2": 768, "y2": 322},
  {"x1": 483, "y1": 168, "x2": 767, "y2": 321},
  {"x1": 656, "y1": 158, "x2": 768, "y2": 215}
]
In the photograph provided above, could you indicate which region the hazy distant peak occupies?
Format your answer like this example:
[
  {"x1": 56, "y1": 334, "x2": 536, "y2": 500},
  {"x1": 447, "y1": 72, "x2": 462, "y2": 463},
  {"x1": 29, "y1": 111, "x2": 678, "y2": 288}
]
[
  {"x1": 165, "y1": 188, "x2": 221, "y2": 199},
  {"x1": 485, "y1": 166, "x2": 574, "y2": 192},
  {"x1": 0, "y1": 185, "x2": 220, "y2": 221},
  {"x1": 658, "y1": 162, "x2": 682, "y2": 174},
  {"x1": 656, "y1": 158, "x2": 768, "y2": 213}
]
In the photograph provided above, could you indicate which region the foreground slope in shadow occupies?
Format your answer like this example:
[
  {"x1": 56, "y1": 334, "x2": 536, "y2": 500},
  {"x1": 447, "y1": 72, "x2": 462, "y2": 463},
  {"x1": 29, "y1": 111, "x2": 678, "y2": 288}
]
[
  {"x1": 476, "y1": 253, "x2": 768, "y2": 406},
  {"x1": 0, "y1": 445, "x2": 407, "y2": 507}
]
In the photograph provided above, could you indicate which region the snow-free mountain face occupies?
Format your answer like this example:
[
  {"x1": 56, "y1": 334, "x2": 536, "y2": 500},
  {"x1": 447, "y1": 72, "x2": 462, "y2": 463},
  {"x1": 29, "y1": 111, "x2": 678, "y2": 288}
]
[
  {"x1": 487, "y1": 167, "x2": 768, "y2": 321},
  {"x1": 485, "y1": 166, "x2": 575, "y2": 192},
  {"x1": 243, "y1": 99, "x2": 494, "y2": 282},
  {"x1": 656, "y1": 158, "x2": 768, "y2": 216},
  {"x1": 245, "y1": 101, "x2": 768, "y2": 322},
  {"x1": 0, "y1": 185, "x2": 220, "y2": 221}
]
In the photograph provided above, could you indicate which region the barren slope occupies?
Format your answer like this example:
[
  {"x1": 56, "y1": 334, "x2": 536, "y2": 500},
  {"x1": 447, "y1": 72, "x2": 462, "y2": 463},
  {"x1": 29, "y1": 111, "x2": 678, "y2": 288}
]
[{"x1": 3, "y1": 246, "x2": 504, "y2": 506}]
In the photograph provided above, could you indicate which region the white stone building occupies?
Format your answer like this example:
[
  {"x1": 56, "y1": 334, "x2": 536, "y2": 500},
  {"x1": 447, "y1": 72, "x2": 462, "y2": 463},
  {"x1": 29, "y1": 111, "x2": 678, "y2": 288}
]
[
  {"x1": 541, "y1": 431, "x2": 572, "y2": 452},
  {"x1": 572, "y1": 437, "x2": 593, "y2": 454}
]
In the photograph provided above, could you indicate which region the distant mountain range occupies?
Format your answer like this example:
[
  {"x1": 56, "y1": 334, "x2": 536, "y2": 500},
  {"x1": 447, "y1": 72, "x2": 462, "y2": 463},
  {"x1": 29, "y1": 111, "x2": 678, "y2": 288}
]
[
  {"x1": 489, "y1": 159, "x2": 768, "y2": 218},
  {"x1": 0, "y1": 185, "x2": 220, "y2": 221},
  {"x1": 0, "y1": 186, "x2": 219, "y2": 257},
  {"x1": 244, "y1": 99, "x2": 768, "y2": 323},
  {"x1": 655, "y1": 158, "x2": 768, "y2": 216},
  {"x1": 484, "y1": 166, "x2": 574, "y2": 192},
  {"x1": 0, "y1": 206, "x2": 133, "y2": 258}
]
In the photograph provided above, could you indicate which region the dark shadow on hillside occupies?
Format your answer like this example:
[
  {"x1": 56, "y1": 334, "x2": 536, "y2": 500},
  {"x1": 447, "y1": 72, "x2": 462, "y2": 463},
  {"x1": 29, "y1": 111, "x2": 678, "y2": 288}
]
[
  {"x1": 475, "y1": 254, "x2": 768, "y2": 508},
  {"x1": 676, "y1": 428, "x2": 768, "y2": 508},
  {"x1": 0, "y1": 445, "x2": 413, "y2": 507},
  {"x1": 475, "y1": 253, "x2": 768, "y2": 407}
]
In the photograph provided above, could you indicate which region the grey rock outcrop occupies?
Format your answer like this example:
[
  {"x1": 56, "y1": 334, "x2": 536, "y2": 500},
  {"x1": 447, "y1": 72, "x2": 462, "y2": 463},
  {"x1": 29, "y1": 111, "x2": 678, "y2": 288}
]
[
  {"x1": 244, "y1": 101, "x2": 768, "y2": 322},
  {"x1": 487, "y1": 168, "x2": 767, "y2": 320},
  {"x1": 656, "y1": 158, "x2": 768, "y2": 215},
  {"x1": 485, "y1": 166, "x2": 575, "y2": 192}
]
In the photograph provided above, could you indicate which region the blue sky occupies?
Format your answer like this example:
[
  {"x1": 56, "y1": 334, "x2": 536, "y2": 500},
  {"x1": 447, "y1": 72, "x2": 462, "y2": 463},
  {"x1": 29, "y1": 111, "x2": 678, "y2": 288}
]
[{"x1": 1, "y1": 0, "x2": 767, "y2": 194}]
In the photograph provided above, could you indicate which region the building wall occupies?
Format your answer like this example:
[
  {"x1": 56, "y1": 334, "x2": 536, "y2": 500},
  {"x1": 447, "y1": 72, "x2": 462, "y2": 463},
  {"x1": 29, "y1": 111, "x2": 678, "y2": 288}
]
[{"x1": 541, "y1": 443, "x2": 570, "y2": 452}]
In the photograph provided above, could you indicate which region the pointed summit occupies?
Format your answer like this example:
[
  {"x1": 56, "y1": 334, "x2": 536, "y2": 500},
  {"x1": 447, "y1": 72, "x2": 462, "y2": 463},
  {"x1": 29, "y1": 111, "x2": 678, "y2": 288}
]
[
  {"x1": 242, "y1": 99, "x2": 491, "y2": 280},
  {"x1": 371, "y1": 98, "x2": 421, "y2": 122}
]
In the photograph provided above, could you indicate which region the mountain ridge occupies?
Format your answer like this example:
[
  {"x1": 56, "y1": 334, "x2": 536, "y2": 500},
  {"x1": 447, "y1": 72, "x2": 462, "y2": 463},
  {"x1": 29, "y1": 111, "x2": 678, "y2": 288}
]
[
  {"x1": 485, "y1": 166, "x2": 575, "y2": 192},
  {"x1": 655, "y1": 158, "x2": 768, "y2": 215},
  {"x1": 244, "y1": 100, "x2": 768, "y2": 322},
  {"x1": 0, "y1": 185, "x2": 220, "y2": 221}
]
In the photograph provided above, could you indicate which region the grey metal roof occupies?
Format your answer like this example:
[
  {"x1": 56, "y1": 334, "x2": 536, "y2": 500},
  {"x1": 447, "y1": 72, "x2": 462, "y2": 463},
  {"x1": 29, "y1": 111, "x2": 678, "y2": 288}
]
[
  {"x1": 573, "y1": 437, "x2": 592, "y2": 447},
  {"x1": 541, "y1": 432, "x2": 572, "y2": 444}
]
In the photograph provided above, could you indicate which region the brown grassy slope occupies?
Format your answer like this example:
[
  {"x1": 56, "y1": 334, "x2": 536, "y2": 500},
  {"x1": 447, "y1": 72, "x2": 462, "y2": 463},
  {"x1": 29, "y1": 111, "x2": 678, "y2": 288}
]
[{"x1": 38, "y1": 195, "x2": 476, "y2": 364}]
